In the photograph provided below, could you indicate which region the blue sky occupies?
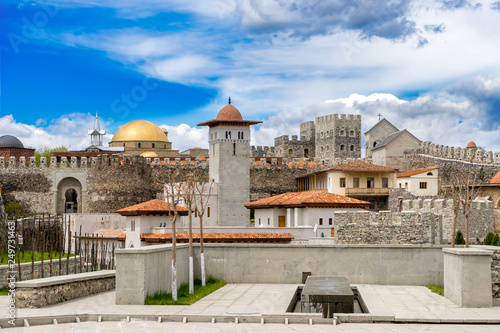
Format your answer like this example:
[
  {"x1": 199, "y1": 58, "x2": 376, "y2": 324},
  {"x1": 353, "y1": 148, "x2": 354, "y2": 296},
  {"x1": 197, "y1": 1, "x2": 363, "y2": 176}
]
[{"x1": 1, "y1": 0, "x2": 499, "y2": 153}]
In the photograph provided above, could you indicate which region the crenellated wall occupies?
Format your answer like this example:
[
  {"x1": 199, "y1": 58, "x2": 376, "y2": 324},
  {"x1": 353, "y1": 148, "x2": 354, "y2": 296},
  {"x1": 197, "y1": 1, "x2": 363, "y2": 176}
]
[
  {"x1": 418, "y1": 141, "x2": 500, "y2": 165},
  {"x1": 335, "y1": 211, "x2": 443, "y2": 245}
]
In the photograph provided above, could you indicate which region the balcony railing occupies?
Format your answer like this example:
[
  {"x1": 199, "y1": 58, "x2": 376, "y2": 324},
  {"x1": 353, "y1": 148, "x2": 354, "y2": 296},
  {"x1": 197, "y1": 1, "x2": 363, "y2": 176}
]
[{"x1": 345, "y1": 187, "x2": 390, "y2": 196}]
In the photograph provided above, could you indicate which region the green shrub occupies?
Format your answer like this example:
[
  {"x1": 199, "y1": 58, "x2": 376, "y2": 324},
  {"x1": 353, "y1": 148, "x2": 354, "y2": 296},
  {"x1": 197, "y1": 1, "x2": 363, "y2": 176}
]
[
  {"x1": 484, "y1": 232, "x2": 495, "y2": 245},
  {"x1": 495, "y1": 236, "x2": 500, "y2": 247},
  {"x1": 454, "y1": 230, "x2": 465, "y2": 245},
  {"x1": 492, "y1": 233, "x2": 499, "y2": 247},
  {"x1": 5, "y1": 202, "x2": 22, "y2": 218}
]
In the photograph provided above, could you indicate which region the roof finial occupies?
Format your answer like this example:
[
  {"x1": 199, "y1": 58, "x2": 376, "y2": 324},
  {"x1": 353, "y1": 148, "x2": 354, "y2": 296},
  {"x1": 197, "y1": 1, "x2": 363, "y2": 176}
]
[
  {"x1": 377, "y1": 113, "x2": 382, "y2": 121},
  {"x1": 228, "y1": 96, "x2": 231, "y2": 104}
]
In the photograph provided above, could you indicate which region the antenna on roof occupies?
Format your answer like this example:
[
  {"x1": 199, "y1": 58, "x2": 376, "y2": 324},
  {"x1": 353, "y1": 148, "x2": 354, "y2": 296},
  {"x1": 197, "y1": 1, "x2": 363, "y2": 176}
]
[{"x1": 228, "y1": 96, "x2": 231, "y2": 104}]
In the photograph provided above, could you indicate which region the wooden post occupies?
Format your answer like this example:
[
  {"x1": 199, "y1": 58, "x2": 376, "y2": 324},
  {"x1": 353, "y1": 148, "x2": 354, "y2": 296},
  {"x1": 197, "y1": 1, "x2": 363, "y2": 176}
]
[
  {"x1": 66, "y1": 219, "x2": 71, "y2": 275},
  {"x1": 59, "y1": 216, "x2": 62, "y2": 276},
  {"x1": 31, "y1": 214, "x2": 35, "y2": 279},
  {"x1": 79, "y1": 225, "x2": 82, "y2": 273},
  {"x1": 85, "y1": 234, "x2": 89, "y2": 273},
  {"x1": 41, "y1": 214, "x2": 45, "y2": 278}
]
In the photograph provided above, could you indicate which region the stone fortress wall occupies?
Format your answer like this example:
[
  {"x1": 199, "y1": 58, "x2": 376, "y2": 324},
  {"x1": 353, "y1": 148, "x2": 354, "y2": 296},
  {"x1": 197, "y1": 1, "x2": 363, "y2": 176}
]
[
  {"x1": 251, "y1": 113, "x2": 361, "y2": 166},
  {"x1": 416, "y1": 141, "x2": 500, "y2": 165},
  {"x1": 334, "y1": 199, "x2": 494, "y2": 245}
]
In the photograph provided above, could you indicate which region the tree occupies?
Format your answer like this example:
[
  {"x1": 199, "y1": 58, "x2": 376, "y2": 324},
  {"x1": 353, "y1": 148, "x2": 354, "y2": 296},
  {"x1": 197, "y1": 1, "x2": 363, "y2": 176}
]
[
  {"x1": 34, "y1": 146, "x2": 68, "y2": 166},
  {"x1": 456, "y1": 168, "x2": 479, "y2": 248},
  {"x1": 156, "y1": 168, "x2": 182, "y2": 301},
  {"x1": 179, "y1": 170, "x2": 196, "y2": 294},
  {"x1": 193, "y1": 169, "x2": 213, "y2": 287}
]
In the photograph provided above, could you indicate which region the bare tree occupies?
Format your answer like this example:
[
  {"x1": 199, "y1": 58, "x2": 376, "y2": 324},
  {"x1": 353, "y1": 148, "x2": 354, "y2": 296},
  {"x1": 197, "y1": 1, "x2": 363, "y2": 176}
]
[
  {"x1": 157, "y1": 168, "x2": 182, "y2": 301},
  {"x1": 193, "y1": 170, "x2": 213, "y2": 287},
  {"x1": 457, "y1": 168, "x2": 480, "y2": 248},
  {"x1": 179, "y1": 170, "x2": 196, "y2": 294}
]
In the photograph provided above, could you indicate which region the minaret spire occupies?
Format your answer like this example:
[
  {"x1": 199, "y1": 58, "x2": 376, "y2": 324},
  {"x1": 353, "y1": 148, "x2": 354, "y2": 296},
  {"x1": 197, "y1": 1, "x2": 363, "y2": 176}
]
[{"x1": 228, "y1": 96, "x2": 231, "y2": 104}]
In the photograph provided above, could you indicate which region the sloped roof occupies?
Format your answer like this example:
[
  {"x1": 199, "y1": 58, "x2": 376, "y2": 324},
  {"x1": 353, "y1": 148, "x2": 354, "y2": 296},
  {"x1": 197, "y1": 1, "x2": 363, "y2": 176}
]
[
  {"x1": 364, "y1": 118, "x2": 399, "y2": 134},
  {"x1": 371, "y1": 129, "x2": 421, "y2": 151},
  {"x1": 397, "y1": 167, "x2": 438, "y2": 178},
  {"x1": 245, "y1": 191, "x2": 370, "y2": 209},
  {"x1": 116, "y1": 199, "x2": 189, "y2": 216},
  {"x1": 297, "y1": 161, "x2": 396, "y2": 178},
  {"x1": 491, "y1": 172, "x2": 500, "y2": 184}
]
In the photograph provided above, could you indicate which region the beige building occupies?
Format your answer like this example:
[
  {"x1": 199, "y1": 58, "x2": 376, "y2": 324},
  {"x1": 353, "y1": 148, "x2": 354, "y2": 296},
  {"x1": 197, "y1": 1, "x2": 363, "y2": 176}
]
[
  {"x1": 371, "y1": 129, "x2": 421, "y2": 172},
  {"x1": 109, "y1": 120, "x2": 179, "y2": 157},
  {"x1": 478, "y1": 171, "x2": 500, "y2": 231},
  {"x1": 297, "y1": 161, "x2": 397, "y2": 210},
  {"x1": 180, "y1": 147, "x2": 209, "y2": 158},
  {"x1": 396, "y1": 167, "x2": 439, "y2": 196},
  {"x1": 364, "y1": 118, "x2": 399, "y2": 158}
]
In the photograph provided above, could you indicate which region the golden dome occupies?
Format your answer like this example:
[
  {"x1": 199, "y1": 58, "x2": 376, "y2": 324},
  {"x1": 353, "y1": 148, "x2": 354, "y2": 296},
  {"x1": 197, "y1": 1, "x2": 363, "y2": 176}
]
[
  {"x1": 140, "y1": 151, "x2": 158, "y2": 158},
  {"x1": 111, "y1": 120, "x2": 169, "y2": 143}
]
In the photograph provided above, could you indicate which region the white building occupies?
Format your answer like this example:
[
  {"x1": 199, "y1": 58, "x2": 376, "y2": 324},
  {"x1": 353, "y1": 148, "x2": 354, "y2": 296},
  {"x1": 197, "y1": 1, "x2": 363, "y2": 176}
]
[
  {"x1": 396, "y1": 167, "x2": 439, "y2": 196},
  {"x1": 245, "y1": 191, "x2": 370, "y2": 230}
]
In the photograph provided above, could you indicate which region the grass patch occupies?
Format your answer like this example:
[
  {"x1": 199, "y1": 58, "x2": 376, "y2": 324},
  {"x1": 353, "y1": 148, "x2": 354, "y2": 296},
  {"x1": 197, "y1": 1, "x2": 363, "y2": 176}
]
[
  {"x1": 145, "y1": 277, "x2": 226, "y2": 305},
  {"x1": 426, "y1": 284, "x2": 444, "y2": 296},
  {"x1": 0, "y1": 251, "x2": 74, "y2": 265},
  {"x1": 0, "y1": 287, "x2": 8, "y2": 296}
]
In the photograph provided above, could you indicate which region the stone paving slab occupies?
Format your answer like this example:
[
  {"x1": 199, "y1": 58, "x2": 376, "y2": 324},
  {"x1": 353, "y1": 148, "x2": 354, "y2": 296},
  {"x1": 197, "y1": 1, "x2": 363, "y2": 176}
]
[{"x1": 4, "y1": 322, "x2": 500, "y2": 332}]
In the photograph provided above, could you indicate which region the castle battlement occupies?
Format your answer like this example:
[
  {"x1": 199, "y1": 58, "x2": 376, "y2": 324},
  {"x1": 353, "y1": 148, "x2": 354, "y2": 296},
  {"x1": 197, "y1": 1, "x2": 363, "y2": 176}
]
[{"x1": 416, "y1": 141, "x2": 500, "y2": 165}]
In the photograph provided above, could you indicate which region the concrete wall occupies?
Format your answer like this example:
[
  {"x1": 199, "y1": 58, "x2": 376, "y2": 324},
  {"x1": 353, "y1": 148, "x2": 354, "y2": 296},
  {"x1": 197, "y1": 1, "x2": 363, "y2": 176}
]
[
  {"x1": 69, "y1": 213, "x2": 126, "y2": 235},
  {"x1": 203, "y1": 244, "x2": 444, "y2": 286},
  {"x1": 115, "y1": 244, "x2": 189, "y2": 305}
]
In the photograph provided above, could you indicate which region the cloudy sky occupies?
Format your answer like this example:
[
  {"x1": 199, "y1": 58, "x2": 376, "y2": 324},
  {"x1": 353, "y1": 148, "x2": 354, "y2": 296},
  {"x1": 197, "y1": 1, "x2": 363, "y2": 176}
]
[{"x1": 1, "y1": 0, "x2": 499, "y2": 154}]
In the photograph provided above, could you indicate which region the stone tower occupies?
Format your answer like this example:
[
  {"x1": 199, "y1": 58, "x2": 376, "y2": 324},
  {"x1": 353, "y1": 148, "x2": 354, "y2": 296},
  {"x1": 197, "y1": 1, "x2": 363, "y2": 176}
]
[
  {"x1": 315, "y1": 114, "x2": 361, "y2": 166},
  {"x1": 88, "y1": 112, "x2": 106, "y2": 146},
  {"x1": 197, "y1": 99, "x2": 262, "y2": 226}
]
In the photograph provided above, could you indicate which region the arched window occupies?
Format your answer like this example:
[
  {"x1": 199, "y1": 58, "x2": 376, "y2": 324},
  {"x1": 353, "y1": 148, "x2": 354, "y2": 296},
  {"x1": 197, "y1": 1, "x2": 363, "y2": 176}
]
[
  {"x1": 164, "y1": 144, "x2": 166, "y2": 148},
  {"x1": 340, "y1": 130, "x2": 345, "y2": 136},
  {"x1": 321, "y1": 146, "x2": 324, "y2": 152},
  {"x1": 350, "y1": 145, "x2": 354, "y2": 151},
  {"x1": 326, "y1": 146, "x2": 330, "y2": 152},
  {"x1": 225, "y1": 131, "x2": 228, "y2": 139},
  {"x1": 349, "y1": 130, "x2": 354, "y2": 137},
  {"x1": 241, "y1": 132, "x2": 244, "y2": 140},
  {"x1": 237, "y1": 132, "x2": 240, "y2": 139},
  {"x1": 373, "y1": 141, "x2": 378, "y2": 148},
  {"x1": 123, "y1": 143, "x2": 125, "y2": 147},
  {"x1": 152, "y1": 143, "x2": 155, "y2": 149},
  {"x1": 138, "y1": 143, "x2": 141, "y2": 148},
  {"x1": 340, "y1": 144, "x2": 345, "y2": 151},
  {"x1": 288, "y1": 149, "x2": 293, "y2": 155},
  {"x1": 427, "y1": 172, "x2": 433, "y2": 176},
  {"x1": 229, "y1": 131, "x2": 231, "y2": 139},
  {"x1": 233, "y1": 143, "x2": 236, "y2": 155}
]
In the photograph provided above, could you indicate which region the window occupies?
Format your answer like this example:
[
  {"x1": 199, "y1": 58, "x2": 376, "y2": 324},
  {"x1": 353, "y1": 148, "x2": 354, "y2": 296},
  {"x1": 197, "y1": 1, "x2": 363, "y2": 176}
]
[
  {"x1": 340, "y1": 130, "x2": 345, "y2": 136},
  {"x1": 208, "y1": 207, "x2": 210, "y2": 217},
  {"x1": 367, "y1": 178, "x2": 374, "y2": 188},
  {"x1": 340, "y1": 144, "x2": 345, "y2": 151},
  {"x1": 353, "y1": 178, "x2": 359, "y2": 188},
  {"x1": 131, "y1": 220, "x2": 135, "y2": 232},
  {"x1": 340, "y1": 178, "x2": 346, "y2": 188},
  {"x1": 225, "y1": 131, "x2": 228, "y2": 139},
  {"x1": 405, "y1": 182, "x2": 408, "y2": 189},
  {"x1": 238, "y1": 132, "x2": 240, "y2": 139},
  {"x1": 321, "y1": 132, "x2": 324, "y2": 137},
  {"x1": 349, "y1": 130, "x2": 354, "y2": 137},
  {"x1": 123, "y1": 143, "x2": 125, "y2": 147},
  {"x1": 259, "y1": 218, "x2": 261, "y2": 225},
  {"x1": 350, "y1": 145, "x2": 354, "y2": 151},
  {"x1": 304, "y1": 149, "x2": 309, "y2": 158},
  {"x1": 233, "y1": 143, "x2": 236, "y2": 155},
  {"x1": 427, "y1": 172, "x2": 433, "y2": 176},
  {"x1": 326, "y1": 146, "x2": 330, "y2": 152},
  {"x1": 241, "y1": 132, "x2": 244, "y2": 140},
  {"x1": 268, "y1": 218, "x2": 270, "y2": 225},
  {"x1": 164, "y1": 144, "x2": 166, "y2": 149},
  {"x1": 215, "y1": 132, "x2": 217, "y2": 139},
  {"x1": 319, "y1": 218, "x2": 323, "y2": 225},
  {"x1": 152, "y1": 143, "x2": 155, "y2": 149},
  {"x1": 382, "y1": 178, "x2": 388, "y2": 188},
  {"x1": 420, "y1": 182, "x2": 427, "y2": 189},
  {"x1": 373, "y1": 141, "x2": 378, "y2": 148},
  {"x1": 138, "y1": 143, "x2": 141, "y2": 148},
  {"x1": 289, "y1": 149, "x2": 293, "y2": 155},
  {"x1": 399, "y1": 183, "x2": 402, "y2": 188},
  {"x1": 321, "y1": 146, "x2": 324, "y2": 152},
  {"x1": 211, "y1": 133, "x2": 213, "y2": 140},
  {"x1": 329, "y1": 218, "x2": 333, "y2": 225}
]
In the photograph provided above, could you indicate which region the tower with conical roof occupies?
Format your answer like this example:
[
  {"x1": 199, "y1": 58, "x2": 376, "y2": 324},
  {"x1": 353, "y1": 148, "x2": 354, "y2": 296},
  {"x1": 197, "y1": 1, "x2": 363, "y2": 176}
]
[
  {"x1": 198, "y1": 99, "x2": 262, "y2": 226},
  {"x1": 88, "y1": 112, "x2": 106, "y2": 146}
]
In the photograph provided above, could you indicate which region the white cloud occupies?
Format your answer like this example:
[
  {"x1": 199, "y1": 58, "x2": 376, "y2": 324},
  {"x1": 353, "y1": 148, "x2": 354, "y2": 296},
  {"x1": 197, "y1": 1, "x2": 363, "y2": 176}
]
[{"x1": 160, "y1": 123, "x2": 208, "y2": 151}]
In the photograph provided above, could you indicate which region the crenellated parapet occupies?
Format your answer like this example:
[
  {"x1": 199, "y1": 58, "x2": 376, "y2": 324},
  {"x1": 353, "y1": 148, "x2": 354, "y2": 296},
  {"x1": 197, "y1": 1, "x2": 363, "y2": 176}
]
[{"x1": 417, "y1": 141, "x2": 499, "y2": 165}]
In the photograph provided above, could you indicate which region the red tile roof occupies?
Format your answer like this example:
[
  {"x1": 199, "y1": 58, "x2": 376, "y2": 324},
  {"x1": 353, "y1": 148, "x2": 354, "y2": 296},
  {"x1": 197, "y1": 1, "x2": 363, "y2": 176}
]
[
  {"x1": 116, "y1": 199, "x2": 189, "y2": 216},
  {"x1": 197, "y1": 154, "x2": 207, "y2": 161},
  {"x1": 397, "y1": 167, "x2": 437, "y2": 178},
  {"x1": 216, "y1": 104, "x2": 243, "y2": 121},
  {"x1": 116, "y1": 233, "x2": 294, "y2": 243},
  {"x1": 245, "y1": 191, "x2": 370, "y2": 209},
  {"x1": 491, "y1": 172, "x2": 500, "y2": 184},
  {"x1": 84, "y1": 229, "x2": 124, "y2": 239}
]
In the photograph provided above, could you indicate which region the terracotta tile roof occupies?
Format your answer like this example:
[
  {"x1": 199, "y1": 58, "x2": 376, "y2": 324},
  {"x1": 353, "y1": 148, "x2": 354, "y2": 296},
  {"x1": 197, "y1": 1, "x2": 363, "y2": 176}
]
[
  {"x1": 197, "y1": 154, "x2": 207, "y2": 161},
  {"x1": 116, "y1": 199, "x2": 189, "y2": 216},
  {"x1": 329, "y1": 161, "x2": 396, "y2": 173},
  {"x1": 117, "y1": 233, "x2": 294, "y2": 243},
  {"x1": 216, "y1": 104, "x2": 243, "y2": 121},
  {"x1": 491, "y1": 172, "x2": 500, "y2": 184},
  {"x1": 397, "y1": 167, "x2": 437, "y2": 178},
  {"x1": 245, "y1": 191, "x2": 370, "y2": 209}
]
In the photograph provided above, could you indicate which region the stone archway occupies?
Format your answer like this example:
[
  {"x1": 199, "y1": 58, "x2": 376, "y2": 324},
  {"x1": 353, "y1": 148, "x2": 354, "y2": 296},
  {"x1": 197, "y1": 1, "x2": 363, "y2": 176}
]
[{"x1": 57, "y1": 177, "x2": 82, "y2": 214}]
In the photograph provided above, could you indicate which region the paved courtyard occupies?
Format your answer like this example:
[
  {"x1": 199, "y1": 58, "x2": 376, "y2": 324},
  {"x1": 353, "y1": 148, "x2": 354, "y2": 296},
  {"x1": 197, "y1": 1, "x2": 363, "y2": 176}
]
[{"x1": 2, "y1": 284, "x2": 500, "y2": 331}]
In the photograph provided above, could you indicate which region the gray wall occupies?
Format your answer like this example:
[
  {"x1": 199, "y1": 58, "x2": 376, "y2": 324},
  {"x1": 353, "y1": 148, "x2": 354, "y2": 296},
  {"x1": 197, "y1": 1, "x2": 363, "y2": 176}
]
[
  {"x1": 115, "y1": 244, "x2": 189, "y2": 305},
  {"x1": 203, "y1": 244, "x2": 444, "y2": 286}
]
